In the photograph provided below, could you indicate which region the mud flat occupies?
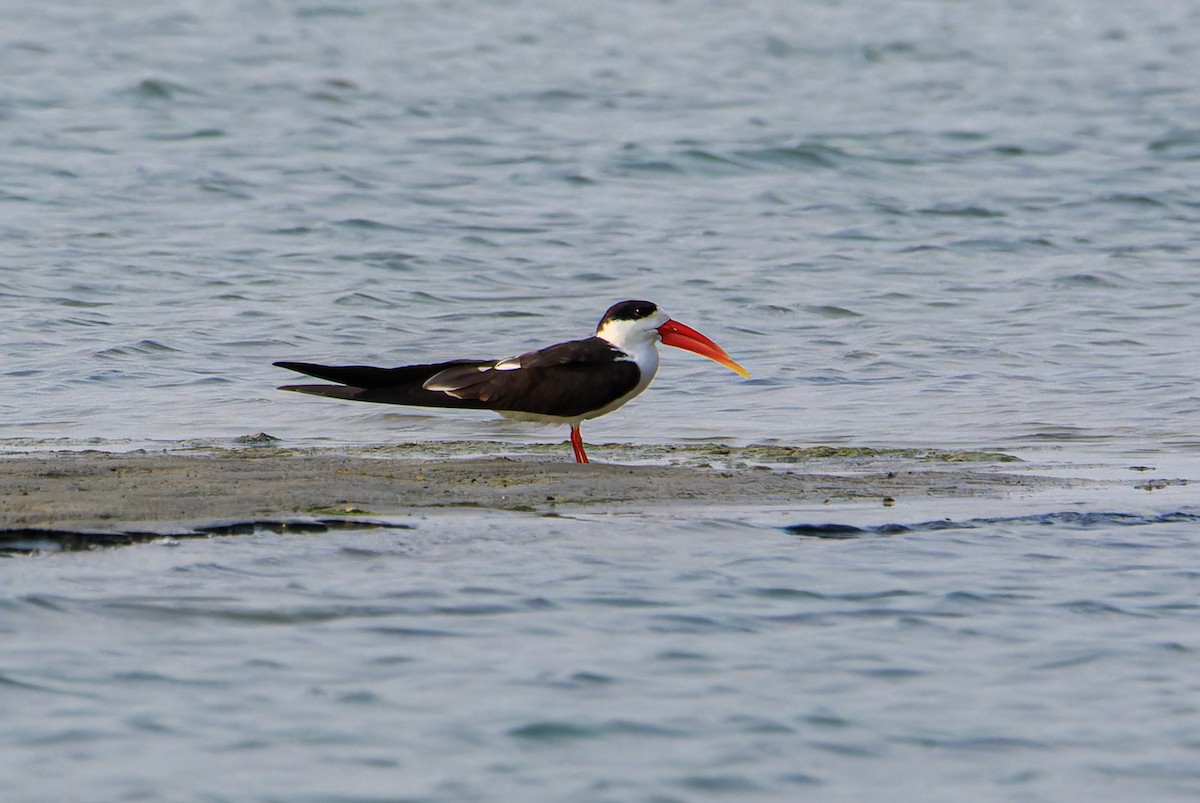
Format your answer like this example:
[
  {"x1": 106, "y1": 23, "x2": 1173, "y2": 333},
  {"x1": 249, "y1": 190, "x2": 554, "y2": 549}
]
[{"x1": 0, "y1": 441, "x2": 1103, "y2": 549}]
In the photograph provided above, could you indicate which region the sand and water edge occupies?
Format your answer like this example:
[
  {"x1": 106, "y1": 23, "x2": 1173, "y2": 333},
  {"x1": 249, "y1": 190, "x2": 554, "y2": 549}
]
[{"x1": 5, "y1": 439, "x2": 1180, "y2": 552}]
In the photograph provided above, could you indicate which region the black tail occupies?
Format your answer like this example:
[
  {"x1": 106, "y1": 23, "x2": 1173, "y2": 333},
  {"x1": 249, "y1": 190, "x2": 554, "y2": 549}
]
[
  {"x1": 273, "y1": 360, "x2": 494, "y2": 410},
  {"x1": 273, "y1": 360, "x2": 487, "y2": 388}
]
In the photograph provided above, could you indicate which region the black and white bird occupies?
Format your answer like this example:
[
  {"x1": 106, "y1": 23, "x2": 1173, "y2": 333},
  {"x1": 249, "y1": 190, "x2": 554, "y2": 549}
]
[{"x1": 274, "y1": 300, "x2": 748, "y2": 463}]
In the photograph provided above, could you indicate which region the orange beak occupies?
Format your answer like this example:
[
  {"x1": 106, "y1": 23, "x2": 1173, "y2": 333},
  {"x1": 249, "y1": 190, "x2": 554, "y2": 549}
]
[{"x1": 658, "y1": 319, "x2": 750, "y2": 379}]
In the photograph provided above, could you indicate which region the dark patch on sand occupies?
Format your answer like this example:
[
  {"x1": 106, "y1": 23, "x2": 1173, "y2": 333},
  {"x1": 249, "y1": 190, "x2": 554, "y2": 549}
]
[{"x1": 0, "y1": 519, "x2": 413, "y2": 553}]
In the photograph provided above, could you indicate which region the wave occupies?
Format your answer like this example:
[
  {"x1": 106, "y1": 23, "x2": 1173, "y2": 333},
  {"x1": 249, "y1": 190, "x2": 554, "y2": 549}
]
[{"x1": 784, "y1": 510, "x2": 1200, "y2": 538}]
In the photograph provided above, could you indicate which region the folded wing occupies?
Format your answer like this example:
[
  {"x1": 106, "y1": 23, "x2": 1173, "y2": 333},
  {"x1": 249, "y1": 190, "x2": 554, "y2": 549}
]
[{"x1": 274, "y1": 337, "x2": 641, "y2": 417}]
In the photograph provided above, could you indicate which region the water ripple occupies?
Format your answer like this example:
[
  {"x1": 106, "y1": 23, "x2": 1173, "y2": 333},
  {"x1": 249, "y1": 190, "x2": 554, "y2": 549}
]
[{"x1": 784, "y1": 511, "x2": 1200, "y2": 538}]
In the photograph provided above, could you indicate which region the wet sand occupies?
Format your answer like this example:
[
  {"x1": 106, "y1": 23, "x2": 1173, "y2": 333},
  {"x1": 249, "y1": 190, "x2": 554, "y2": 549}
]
[{"x1": 0, "y1": 442, "x2": 1087, "y2": 547}]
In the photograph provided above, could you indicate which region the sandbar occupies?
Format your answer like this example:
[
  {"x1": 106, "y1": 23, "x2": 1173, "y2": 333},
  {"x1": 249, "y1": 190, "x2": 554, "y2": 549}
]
[{"x1": 0, "y1": 442, "x2": 1091, "y2": 550}]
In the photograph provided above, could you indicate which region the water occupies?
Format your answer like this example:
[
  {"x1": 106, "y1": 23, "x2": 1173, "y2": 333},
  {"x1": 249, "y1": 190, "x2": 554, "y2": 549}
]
[
  {"x1": 4, "y1": 501, "x2": 1200, "y2": 802},
  {"x1": 3, "y1": 0, "x2": 1200, "y2": 799},
  {"x1": 4, "y1": 0, "x2": 1198, "y2": 453}
]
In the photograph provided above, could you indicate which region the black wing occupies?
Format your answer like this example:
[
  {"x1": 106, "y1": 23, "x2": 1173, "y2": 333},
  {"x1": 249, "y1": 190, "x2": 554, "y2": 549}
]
[
  {"x1": 274, "y1": 337, "x2": 641, "y2": 416},
  {"x1": 421, "y1": 337, "x2": 641, "y2": 417}
]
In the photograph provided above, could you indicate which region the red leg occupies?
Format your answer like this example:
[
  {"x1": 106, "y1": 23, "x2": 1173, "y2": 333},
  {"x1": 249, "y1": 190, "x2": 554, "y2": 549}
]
[{"x1": 570, "y1": 425, "x2": 589, "y2": 464}]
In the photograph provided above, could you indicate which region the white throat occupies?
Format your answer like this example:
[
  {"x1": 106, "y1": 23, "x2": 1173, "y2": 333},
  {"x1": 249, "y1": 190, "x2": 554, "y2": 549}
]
[
  {"x1": 595, "y1": 309, "x2": 669, "y2": 354},
  {"x1": 591, "y1": 310, "x2": 668, "y2": 419}
]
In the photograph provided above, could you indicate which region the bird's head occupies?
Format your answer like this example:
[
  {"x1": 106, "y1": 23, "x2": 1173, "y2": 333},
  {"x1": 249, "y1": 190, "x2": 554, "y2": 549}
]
[{"x1": 596, "y1": 300, "x2": 749, "y2": 378}]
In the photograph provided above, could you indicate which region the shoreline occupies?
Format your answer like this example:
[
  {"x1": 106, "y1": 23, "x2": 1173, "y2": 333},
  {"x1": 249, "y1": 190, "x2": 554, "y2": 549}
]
[
  {"x1": 4, "y1": 441, "x2": 1191, "y2": 554},
  {"x1": 0, "y1": 443, "x2": 1108, "y2": 544}
]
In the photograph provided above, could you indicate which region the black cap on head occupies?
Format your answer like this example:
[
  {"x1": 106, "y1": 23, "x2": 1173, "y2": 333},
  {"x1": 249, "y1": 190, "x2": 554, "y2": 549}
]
[{"x1": 599, "y1": 300, "x2": 659, "y2": 326}]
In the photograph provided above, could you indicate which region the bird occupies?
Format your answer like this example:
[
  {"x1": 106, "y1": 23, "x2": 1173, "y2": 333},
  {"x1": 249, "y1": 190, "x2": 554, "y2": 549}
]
[{"x1": 273, "y1": 300, "x2": 748, "y2": 463}]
